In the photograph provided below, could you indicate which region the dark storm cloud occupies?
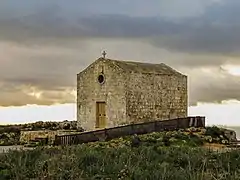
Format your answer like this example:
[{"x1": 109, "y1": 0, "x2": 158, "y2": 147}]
[
  {"x1": 1, "y1": 1, "x2": 239, "y2": 56},
  {"x1": 0, "y1": 13, "x2": 190, "y2": 43},
  {"x1": 1, "y1": 0, "x2": 240, "y2": 107}
]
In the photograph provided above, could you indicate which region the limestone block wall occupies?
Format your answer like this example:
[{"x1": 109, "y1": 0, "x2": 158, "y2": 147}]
[
  {"x1": 77, "y1": 59, "x2": 127, "y2": 131},
  {"x1": 20, "y1": 130, "x2": 58, "y2": 144},
  {"x1": 126, "y1": 72, "x2": 187, "y2": 123},
  {"x1": 20, "y1": 130, "x2": 80, "y2": 144}
]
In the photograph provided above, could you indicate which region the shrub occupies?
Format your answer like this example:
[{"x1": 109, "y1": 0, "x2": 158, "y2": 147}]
[
  {"x1": 205, "y1": 126, "x2": 223, "y2": 138},
  {"x1": 1, "y1": 139, "x2": 240, "y2": 179}
]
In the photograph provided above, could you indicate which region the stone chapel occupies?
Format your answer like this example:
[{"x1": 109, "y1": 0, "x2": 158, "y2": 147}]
[{"x1": 77, "y1": 56, "x2": 187, "y2": 131}]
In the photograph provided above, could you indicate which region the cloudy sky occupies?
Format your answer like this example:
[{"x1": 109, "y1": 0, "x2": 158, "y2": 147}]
[{"x1": 1, "y1": 0, "x2": 240, "y2": 126}]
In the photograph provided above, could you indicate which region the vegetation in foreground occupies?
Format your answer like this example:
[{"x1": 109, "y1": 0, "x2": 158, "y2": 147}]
[{"x1": 0, "y1": 126, "x2": 240, "y2": 180}]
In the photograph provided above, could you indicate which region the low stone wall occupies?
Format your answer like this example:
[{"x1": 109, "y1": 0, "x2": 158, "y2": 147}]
[
  {"x1": 55, "y1": 116, "x2": 206, "y2": 145},
  {"x1": 20, "y1": 130, "x2": 81, "y2": 144}
]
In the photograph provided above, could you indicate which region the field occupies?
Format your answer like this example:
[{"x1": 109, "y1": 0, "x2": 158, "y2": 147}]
[{"x1": 1, "y1": 127, "x2": 240, "y2": 180}]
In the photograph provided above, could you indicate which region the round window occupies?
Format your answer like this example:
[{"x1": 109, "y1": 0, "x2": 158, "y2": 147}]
[{"x1": 98, "y1": 74, "x2": 105, "y2": 84}]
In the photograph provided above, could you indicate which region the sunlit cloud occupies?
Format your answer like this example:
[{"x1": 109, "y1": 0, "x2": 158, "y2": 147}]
[{"x1": 221, "y1": 64, "x2": 240, "y2": 76}]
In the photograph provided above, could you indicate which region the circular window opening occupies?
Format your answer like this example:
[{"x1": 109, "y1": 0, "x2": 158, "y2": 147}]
[{"x1": 98, "y1": 74, "x2": 105, "y2": 84}]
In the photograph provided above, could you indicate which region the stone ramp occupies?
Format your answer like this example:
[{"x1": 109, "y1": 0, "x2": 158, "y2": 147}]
[{"x1": 54, "y1": 116, "x2": 205, "y2": 146}]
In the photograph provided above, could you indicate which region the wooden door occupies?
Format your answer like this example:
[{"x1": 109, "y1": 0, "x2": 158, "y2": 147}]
[{"x1": 96, "y1": 102, "x2": 106, "y2": 128}]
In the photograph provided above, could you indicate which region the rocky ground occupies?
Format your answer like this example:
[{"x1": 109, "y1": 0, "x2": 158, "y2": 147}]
[
  {"x1": 0, "y1": 120, "x2": 237, "y2": 148},
  {"x1": 0, "y1": 120, "x2": 80, "y2": 146}
]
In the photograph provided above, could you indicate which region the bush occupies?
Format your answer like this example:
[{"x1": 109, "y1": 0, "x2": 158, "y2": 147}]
[
  {"x1": 0, "y1": 126, "x2": 236, "y2": 179},
  {"x1": 205, "y1": 126, "x2": 223, "y2": 138},
  {"x1": 1, "y1": 138, "x2": 240, "y2": 179}
]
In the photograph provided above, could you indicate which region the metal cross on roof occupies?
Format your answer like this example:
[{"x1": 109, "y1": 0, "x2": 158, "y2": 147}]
[{"x1": 102, "y1": 51, "x2": 107, "y2": 59}]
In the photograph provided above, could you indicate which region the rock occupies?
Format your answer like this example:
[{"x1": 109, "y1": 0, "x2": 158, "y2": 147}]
[
  {"x1": 131, "y1": 134, "x2": 141, "y2": 147},
  {"x1": 221, "y1": 128, "x2": 237, "y2": 142}
]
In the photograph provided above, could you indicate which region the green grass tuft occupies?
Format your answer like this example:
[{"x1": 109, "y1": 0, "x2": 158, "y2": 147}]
[{"x1": 0, "y1": 127, "x2": 239, "y2": 179}]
